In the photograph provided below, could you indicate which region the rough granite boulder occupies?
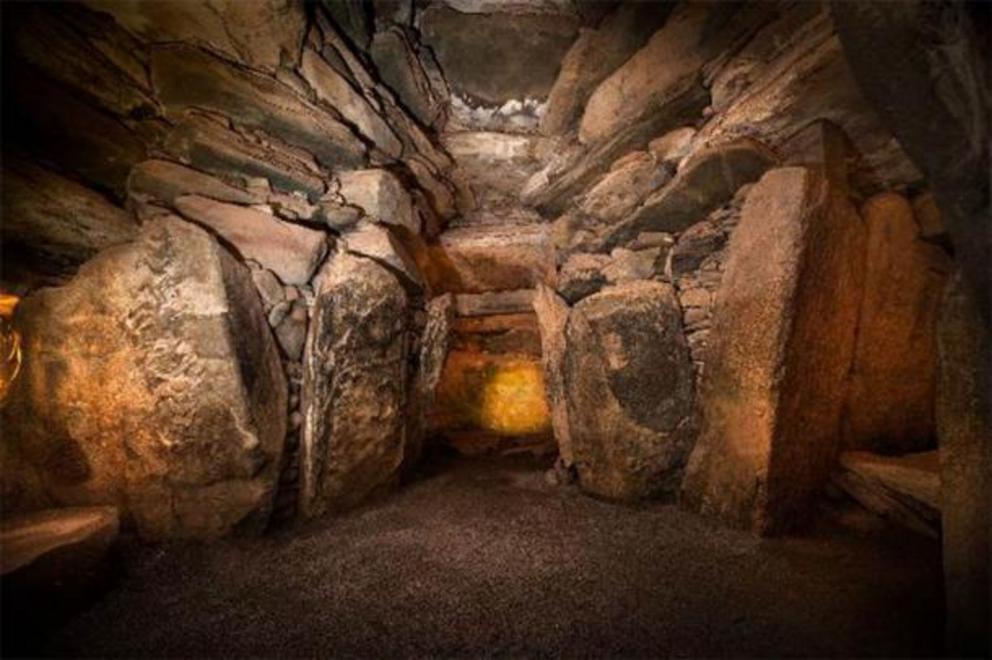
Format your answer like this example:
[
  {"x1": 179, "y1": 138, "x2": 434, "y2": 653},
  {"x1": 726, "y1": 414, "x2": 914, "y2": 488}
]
[
  {"x1": 2, "y1": 217, "x2": 287, "y2": 539},
  {"x1": 682, "y1": 167, "x2": 865, "y2": 534},
  {"x1": 532, "y1": 284, "x2": 573, "y2": 466},
  {"x1": 300, "y1": 252, "x2": 410, "y2": 518},
  {"x1": 564, "y1": 281, "x2": 696, "y2": 500},
  {"x1": 843, "y1": 192, "x2": 950, "y2": 453},
  {"x1": 337, "y1": 169, "x2": 418, "y2": 234}
]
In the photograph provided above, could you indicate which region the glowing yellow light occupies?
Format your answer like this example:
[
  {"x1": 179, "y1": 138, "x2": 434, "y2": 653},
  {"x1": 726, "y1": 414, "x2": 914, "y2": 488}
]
[
  {"x1": 479, "y1": 361, "x2": 550, "y2": 435},
  {"x1": 0, "y1": 294, "x2": 22, "y2": 406}
]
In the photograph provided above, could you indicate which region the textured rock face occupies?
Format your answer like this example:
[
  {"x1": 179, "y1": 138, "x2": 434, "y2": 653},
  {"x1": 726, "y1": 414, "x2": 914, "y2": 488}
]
[
  {"x1": 0, "y1": 506, "x2": 118, "y2": 581},
  {"x1": 337, "y1": 169, "x2": 418, "y2": 234},
  {"x1": 151, "y1": 44, "x2": 367, "y2": 169},
  {"x1": 370, "y1": 27, "x2": 445, "y2": 128},
  {"x1": 2, "y1": 159, "x2": 138, "y2": 281},
  {"x1": 600, "y1": 139, "x2": 777, "y2": 249},
  {"x1": 564, "y1": 281, "x2": 695, "y2": 500},
  {"x1": 419, "y1": 5, "x2": 579, "y2": 107},
  {"x1": 174, "y1": 195, "x2": 328, "y2": 285},
  {"x1": 443, "y1": 132, "x2": 546, "y2": 211},
  {"x1": 301, "y1": 252, "x2": 410, "y2": 518},
  {"x1": 540, "y1": 2, "x2": 673, "y2": 135},
  {"x1": 578, "y1": 3, "x2": 718, "y2": 145},
  {"x1": 128, "y1": 160, "x2": 258, "y2": 206},
  {"x1": 532, "y1": 285, "x2": 573, "y2": 466},
  {"x1": 936, "y1": 272, "x2": 991, "y2": 657},
  {"x1": 426, "y1": 225, "x2": 554, "y2": 294},
  {"x1": 85, "y1": 0, "x2": 306, "y2": 73},
  {"x1": 3, "y1": 217, "x2": 287, "y2": 539},
  {"x1": 844, "y1": 192, "x2": 950, "y2": 452},
  {"x1": 682, "y1": 167, "x2": 865, "y2": 534}
]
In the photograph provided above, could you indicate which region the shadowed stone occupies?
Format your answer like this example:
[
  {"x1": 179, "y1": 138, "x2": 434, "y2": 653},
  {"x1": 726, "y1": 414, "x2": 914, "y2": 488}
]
[
  {"x1": 565, "y1": 281, "x2": 695, "y2": 500},
  {"x1": 129, "y1": 160, "x2": 257, "y2": 206},
  {"x1": 301, "y1": 252, "x2": 410, "y2": 517}
]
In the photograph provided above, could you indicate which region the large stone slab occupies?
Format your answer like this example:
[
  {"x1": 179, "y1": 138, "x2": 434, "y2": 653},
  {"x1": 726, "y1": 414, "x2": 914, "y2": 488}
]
[
  {"x1": 420, "y1": 6, "x2": 578, "y2": 107},
  {"x1": 174, "y1": 195, "x2": 328, "y2": 285},
  {"x1": 2, "y1": 217, "x2": 287, "y2": 539},
  {"x1": 163, "y1": 116, "x2": 327, "y2": 200},
  {"x1": 578, "y1": 3, "x2": 722, "y2": 145},
  {"x1": 425, "y1": 224, "x2": 554, "y2": 294},
  {"x1": 369, "y1": 27, "x2": 445, "y2": 128},
  {"x1": 443, "y1": 132, "x2": 545, "y2": 209},
  {"x1": 86, "y1": 0, "x2": 306, "y2": 73},
  {"x1": 151, "y1": 44, "x2": 366, "y2": 169},
  {"x1": 341, "y1": 223, "x2": 423, "y2": 291},
  {"x1": 300, "y1": 252, "x2": 410, "y2": 517},
  {"x1": 2, "y1": 159, "x2": 138, "y2": 280},
  {"x1": 128, "y1": 159, "x2": 258, "y2": 206},
  {"x1": 299, "y1": 49, "x2": 402, "y2": 159},
  {"x1": 599, "y1": 138, "x2": 777, "y2": 250},
  {"x1": 936, "y1": 271, "x2": 991, "y2": 656},
  {"x1": 540, "y1": 2, "x2": 673, "y2": 135},
  {"x1": 843, "y1": 192, "x2": 950, "y2": 452},
  {"x1": 564, "y1": 281, "x2": 695, "y2": 500},
  {"x1": 682, "y1": 167, "x2": 866, "y2": 534}
]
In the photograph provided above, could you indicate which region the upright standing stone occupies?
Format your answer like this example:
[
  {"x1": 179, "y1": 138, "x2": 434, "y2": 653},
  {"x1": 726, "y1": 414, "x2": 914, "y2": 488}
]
[
  {"x1": 844, "y1": 192, "x2": 950, "y2": 452},
  {"x1": 937, "y1": 272, "x2": 991, "y2": 657},
  {"x1": 565, "y1": 281, "x2": 695, "y2": 500},
  {"x1": 2, "y1": 217, "x2": 287, "y2": 539},
  {"x1": 300, "y1": 252, "x2": 410, "y2": 518},
  {"x1": 532, "y1": 284, "x2": 573, "y2": 466},
  {"x1": 682, "y1": 167, "x2": 866, "y2": 533}
]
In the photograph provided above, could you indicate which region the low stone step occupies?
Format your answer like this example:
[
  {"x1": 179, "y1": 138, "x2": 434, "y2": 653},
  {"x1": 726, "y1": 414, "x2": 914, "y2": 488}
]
[
  {"x1": 832, "y1": 450, "x2": 941, "y2": 537},
  {"x1": 1, "y1": 506, "x2": 119, "y2": 584},
  {"x1": 453, "y1": 289, "x2": 534, "y2": 317}
]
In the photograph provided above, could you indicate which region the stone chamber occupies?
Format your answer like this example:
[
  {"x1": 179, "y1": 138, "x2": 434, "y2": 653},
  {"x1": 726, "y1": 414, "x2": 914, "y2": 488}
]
[{"x1": 0, "y1": 1, "x2": 988, "y2": 657}]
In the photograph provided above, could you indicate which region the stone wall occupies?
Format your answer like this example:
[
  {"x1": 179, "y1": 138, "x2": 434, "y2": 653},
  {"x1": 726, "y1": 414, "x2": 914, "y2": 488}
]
[{"x1": 0, "y1": 0, "x2": 458, "y2": 536}]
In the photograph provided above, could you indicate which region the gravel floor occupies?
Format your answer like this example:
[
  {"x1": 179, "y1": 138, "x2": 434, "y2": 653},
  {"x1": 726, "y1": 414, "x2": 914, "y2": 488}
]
[{"x1": 21, "y1": 454, "x2": 943, "y2": 658}]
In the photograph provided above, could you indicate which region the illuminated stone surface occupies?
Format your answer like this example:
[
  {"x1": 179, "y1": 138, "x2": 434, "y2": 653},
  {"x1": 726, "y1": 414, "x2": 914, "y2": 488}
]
[
  {"x1": 682, "y1": 167, "x2": 866, "y2": 534},
  {"x1": 2, "y1": 217, "x2": 286, "y2": 539}
]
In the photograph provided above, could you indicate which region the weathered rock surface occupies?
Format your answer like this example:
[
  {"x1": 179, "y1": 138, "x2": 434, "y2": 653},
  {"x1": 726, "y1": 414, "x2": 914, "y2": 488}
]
[
  {"x1": 337, "y1": 169, "x2": 418, "y2": 233},
  {"x1": 579, "y1": 151, "x2": 670, "y2": 224},
  {"x1": 420, "y1": 5, "x2": 579, "y2": 106},
  {"x1": 2, "y1": 159, "x2": 138, "y2": 279},
  {"x1": 369, "y1": 27, "x2": 444, "y2": 128},
  {"x1": 151, "y1": 44, "x2": 366, "y2": 169},
  {"x1": 565, "y1": 281, "x2": 695, "y2": 500},
  {"x1": 0, "y1": 506, "x2": 119, "y2": 580},
  {"x1": 533, "y1": 284, "x2": 572, "y2": 465},
  {"x1": 682, "y1": 167, "x2": 865, "y2": 534},
  {"x1": 163, "y1": 116, "x2": 326, "y2": 200},
  {"x1": 301, "y1": 252, "x2": 410, "y2": 517},
  {"x1": 128, "y1": 159, "x2": 257, "y2": 206},
  {"x1": 174, "y1": 195, "x2": 328, "y2": 285},
  {"x1": 3, "y1": 217, "x2": 286, "y2": 539},
  {"x1": 936, "y1": 271, "x2": 991, "y2": 656},
  {"x1": 299, "y1": 49, "x2": 402, "y2": 159},
  {"x1": 426, "y1": 225, "x2": 554, "y2": 294},
  {"x1": 578, "y1": 3, "x2": 721, "y2": 145},
  {"x1": 86, "y1": 0, "x2": 306, "y2": 74},
  {"x1": 443, "y1": 132, "x2": 545, "y2": 209},
  {"x1": 341, "y1": 223, "x2": 423, "y2": 290},
  {"x1": 540, "y1": 2, "x2": 673, "y2": 135},
  {"x1": 844, "y1": 192, "x2": 949, "y2": 453},
  {"x1": 453, "y1": 290, "x2": 534, "y2": 318},
  {"x1": 557, "y1": 253, "x2": 610, "y2": 304},
  {"x1": 600, "y1": 138, "x2": 777, "y2": 249}
]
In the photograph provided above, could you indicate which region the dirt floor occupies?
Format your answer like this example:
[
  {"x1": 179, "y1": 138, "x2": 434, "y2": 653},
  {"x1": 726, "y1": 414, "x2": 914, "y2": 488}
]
[{"x1": 11, "y1": 453, "x2": 944, "y2": 657}]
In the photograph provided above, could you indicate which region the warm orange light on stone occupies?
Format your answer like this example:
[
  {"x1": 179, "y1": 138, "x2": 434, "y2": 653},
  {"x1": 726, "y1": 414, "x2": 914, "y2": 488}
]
[
  {"x1": 479, "y1": 360, "x2": 550, "y2": 436},
  {"x1": 0, "y1": 293, "x2": 22, "y2": 405},
  {"x1": 432, "y1": 350, "x2": 551, "y2": 437}
]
